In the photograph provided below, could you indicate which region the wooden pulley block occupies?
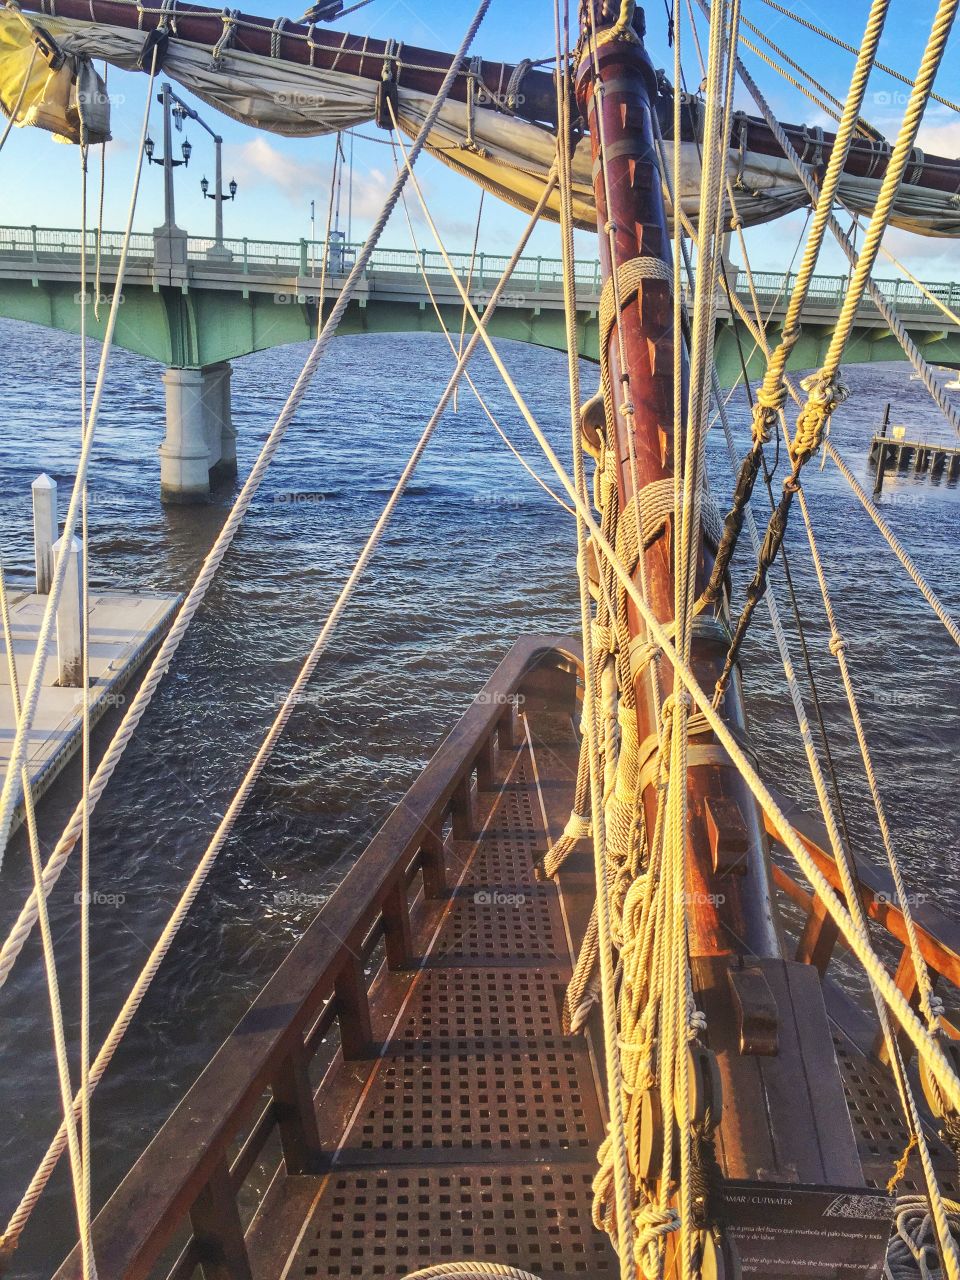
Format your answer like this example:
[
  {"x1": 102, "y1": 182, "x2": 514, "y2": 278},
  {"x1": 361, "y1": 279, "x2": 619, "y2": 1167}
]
[
  {"x1": 676, "y1": 1040, "x2": 724, "y2": 1131},
  {"x1": 920, "y1": 1038, "x2": 960, "y2": 1121},
  {"x1": 698, "y1": 1231, "x2": 742, "y2": 1280},
  {"x1": 579, "y1": 390, "x2": 607, "y2": 459},
  {"x1": 628, "y1": 1085, "x2": 664, "y2": 1183}
]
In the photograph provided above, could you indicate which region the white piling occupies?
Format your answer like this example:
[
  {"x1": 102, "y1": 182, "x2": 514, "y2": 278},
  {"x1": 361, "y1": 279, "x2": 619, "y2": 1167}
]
[
  {"x1": 32, "y1": 473, "x2": 58, "y2": 595},
  {"x1": 52, "y1": 535, "x2": 83, "y2": 688}
]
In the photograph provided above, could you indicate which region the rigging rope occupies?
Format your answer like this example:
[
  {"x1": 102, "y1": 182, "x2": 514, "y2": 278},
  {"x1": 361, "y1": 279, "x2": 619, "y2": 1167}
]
[
  {"x1": 0, "y1": 0, "x2": 490, "y2": 994},
  {"x1": 385, "y1": 101, "x2": 960, "y2": 1162},
  {"x1": 0, "y1": 31, "x2": 161, "y2": 868},
  {"x1": 753, "y1": 0, "x2": 960, "y2": 116},
  {"x1": 1, "y1": 131, "x2": 556, "y2": 1259}
]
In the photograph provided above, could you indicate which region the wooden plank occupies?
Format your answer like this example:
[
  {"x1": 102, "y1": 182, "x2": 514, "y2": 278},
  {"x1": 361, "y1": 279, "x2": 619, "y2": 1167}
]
[{"x1": 271, "y1": 1044, "x2": 323, "y2": 1175}]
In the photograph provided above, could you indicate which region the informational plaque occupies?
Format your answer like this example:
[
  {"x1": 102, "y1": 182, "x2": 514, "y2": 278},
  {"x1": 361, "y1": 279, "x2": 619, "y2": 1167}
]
[{"x1": 725, "y1": 1181, "x2": 894, "y2": 1278}]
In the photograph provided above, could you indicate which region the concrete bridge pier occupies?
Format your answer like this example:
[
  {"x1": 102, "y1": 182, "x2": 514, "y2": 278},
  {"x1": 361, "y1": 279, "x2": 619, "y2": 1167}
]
[{"x1": 159, "y1": 362, "x2": 235, "y2": 504}]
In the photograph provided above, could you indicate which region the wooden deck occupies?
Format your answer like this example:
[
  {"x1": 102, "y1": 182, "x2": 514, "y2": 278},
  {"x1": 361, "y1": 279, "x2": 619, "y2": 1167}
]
[
  {"x1": 38, "y1": 636, "x2": 960, "y2": 1280},
  {"x1": 282, "y1": 744, "x2": 617, "y2": 1279}
]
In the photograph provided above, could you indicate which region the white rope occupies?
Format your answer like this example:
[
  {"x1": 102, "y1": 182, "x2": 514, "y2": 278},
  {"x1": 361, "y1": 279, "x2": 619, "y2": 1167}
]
[
  {"x1": 0, "y1": 122, "x2": 556, "y2": 1257},
  {"x1": 0, "y1": 38, "x2": 159, "y2": 869},
  {"x1": 77, "y1": 113, "x2": 95, "y2": 1280},
  {"x1": 0, "y1": 0, "x2": 490, "y2": 1000},
  {"x1": 387, "y1": 145, "x2": 573, "y2": 515}
]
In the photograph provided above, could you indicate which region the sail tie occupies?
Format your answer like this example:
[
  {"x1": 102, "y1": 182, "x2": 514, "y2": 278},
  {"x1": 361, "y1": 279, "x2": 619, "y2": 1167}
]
[{"x1": 209, "y1": 7, "x2": 238, "y2": 70}]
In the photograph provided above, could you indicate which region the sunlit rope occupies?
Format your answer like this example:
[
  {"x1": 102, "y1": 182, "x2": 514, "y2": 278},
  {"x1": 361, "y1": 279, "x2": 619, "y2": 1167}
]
[
  {"x1": 387, "y1": 147, "x2": 573, "y2": 514},
  {"x1": 669, "y1": 69, "x2": 959, "y2": 1259},
  {"x1": 753, "y1": 0, "x2": 960, "y2": 116},
  {"x1": 0, "y1": 0, "x2": 490, "y2": 997},
  {"x1": 385, "y1": 92, "x2": 960, "y2": 1140},
  {"x1": 700, "y1": 0, "x2": 960, "y2": 442}
]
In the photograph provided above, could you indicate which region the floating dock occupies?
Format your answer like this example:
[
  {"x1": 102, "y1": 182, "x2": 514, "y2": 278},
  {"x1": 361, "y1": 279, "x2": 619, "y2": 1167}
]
[{"x1": 0, "y1": 582, "x2": 180, "y2": 834}]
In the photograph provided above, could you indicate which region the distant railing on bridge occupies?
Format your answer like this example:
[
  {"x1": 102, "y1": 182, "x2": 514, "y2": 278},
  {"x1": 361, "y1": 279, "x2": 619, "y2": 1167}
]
[{"x1": 0, "y1": 224, "x2": 958, "y2": 318}]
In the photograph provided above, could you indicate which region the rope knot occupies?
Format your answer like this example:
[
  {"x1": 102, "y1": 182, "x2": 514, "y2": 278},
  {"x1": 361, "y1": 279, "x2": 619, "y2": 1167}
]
[
  {"x1": 828, "y1": 632, "x2": 846, "y2": 658},
  {"x1": 792, "y1": 373, "x2": 849, "y2": 465},
  {"x1": 751, "y1": 381, "x2": 787, "y2": 444}
]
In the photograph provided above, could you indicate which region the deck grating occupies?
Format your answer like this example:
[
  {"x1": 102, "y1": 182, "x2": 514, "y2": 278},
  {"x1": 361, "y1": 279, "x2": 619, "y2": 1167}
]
[{"x1": 288, "y1": 751, "x2": 619, "y2": 1278}]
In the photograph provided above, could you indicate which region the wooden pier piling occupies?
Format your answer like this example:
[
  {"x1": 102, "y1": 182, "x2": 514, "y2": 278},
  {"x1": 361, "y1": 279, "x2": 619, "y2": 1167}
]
[{"x1": 869, "y1": 430, "x2": 960, "y2": 497}]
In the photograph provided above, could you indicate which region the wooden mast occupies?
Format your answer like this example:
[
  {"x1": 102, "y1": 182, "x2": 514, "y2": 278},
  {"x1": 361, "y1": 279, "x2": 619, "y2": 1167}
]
[
  {"x1": 574, "y1": 2, "x2": 780, "y2": 962},
  {"x1": 574, "y1": 2, "x2": 865, "y2": 1195}
]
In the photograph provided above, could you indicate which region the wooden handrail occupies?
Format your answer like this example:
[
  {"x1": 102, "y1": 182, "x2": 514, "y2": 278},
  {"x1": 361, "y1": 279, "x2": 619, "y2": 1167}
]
[
  {"x1": 49, "y1": 635, "x2": 581, "y2": 1280},
  {"x1": 763, "y1": 785, "x2": 960, "y2": 992}
]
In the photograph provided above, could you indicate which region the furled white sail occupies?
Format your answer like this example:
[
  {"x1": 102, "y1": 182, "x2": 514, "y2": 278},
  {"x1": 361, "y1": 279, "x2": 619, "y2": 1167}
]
[{"x1": 20, "y1": 15, "x2": 960, "y2": 237}]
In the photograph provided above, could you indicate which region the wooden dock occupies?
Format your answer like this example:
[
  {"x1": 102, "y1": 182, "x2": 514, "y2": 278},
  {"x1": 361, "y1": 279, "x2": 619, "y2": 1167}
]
[
  {"x1": 868, "y1": 403, "x2": 960, "y2": 496},
  {"x1": 0, "y1": 583, "x2": 181, "y2": 834}
]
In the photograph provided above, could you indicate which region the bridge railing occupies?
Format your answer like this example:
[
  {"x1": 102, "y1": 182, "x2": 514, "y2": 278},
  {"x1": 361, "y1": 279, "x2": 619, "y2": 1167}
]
[{"x1": 0, "y1": 225, "x2": 957, "y2": 317}]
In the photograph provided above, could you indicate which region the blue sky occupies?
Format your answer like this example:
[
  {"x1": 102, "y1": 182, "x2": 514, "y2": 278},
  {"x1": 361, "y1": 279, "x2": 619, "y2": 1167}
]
[{"x1": 2, "y1": 0, "x2": 959, "y2": 279}]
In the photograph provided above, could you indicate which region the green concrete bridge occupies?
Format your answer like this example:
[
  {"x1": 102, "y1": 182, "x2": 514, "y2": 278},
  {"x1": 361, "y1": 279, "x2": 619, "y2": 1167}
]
[{"x1": 1, "y1": 224, "x2": 957, "y2": 501}]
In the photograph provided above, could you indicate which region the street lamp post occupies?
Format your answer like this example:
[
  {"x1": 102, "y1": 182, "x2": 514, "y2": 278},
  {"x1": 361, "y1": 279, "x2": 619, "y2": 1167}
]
[
  {"x1": 145, "y1": 82, "x2": 192, "y2": 267},
  {"x1": 200, "y1": 134, "x2": 237, "y2": 261}
]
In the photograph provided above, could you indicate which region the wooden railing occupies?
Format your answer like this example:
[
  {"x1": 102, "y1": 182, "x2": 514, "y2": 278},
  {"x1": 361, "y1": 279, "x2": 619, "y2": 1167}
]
[
  {"x1": 46, "y1": 635, "x2": 580, "y2": 1280},
  {"x1": 764, "y1": 786, "x2": 960, "y2": 1051}
]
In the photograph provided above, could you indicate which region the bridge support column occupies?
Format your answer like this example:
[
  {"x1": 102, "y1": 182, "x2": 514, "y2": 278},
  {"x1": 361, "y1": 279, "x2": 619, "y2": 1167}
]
[
  {"x1": 159, "y1": 367, "x2": 211, "y2": 505},
  {"x1": 203, "y1": 361, "x2": 237, "y2": 485}
]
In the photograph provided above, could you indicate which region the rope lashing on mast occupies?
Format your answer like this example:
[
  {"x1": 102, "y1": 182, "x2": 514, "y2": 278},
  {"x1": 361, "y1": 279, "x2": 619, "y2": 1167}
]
[{"x1": 388, "y1": 28, "x2": 960, "y2": 1280}]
